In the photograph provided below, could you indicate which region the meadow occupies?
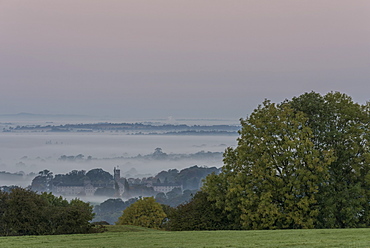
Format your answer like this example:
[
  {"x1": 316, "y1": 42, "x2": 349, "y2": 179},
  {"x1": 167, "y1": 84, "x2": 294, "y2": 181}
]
[{"x1": 0, "y1": 225, "x2": 369, "y2": 248}]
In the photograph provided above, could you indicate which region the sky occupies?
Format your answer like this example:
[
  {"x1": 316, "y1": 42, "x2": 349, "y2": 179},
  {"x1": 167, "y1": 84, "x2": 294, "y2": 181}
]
[{"x1": 0, "y1": 0, "x2": 369, "y2": 121}]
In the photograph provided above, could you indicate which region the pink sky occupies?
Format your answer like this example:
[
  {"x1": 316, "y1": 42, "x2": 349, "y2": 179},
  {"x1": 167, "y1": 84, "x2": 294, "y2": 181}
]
[{"x1": 0, "y1": 0, "x2": 369, "y2": 119}]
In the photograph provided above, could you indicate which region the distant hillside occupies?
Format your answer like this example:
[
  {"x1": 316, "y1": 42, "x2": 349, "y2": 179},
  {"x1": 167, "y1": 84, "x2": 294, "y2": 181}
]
[{"x1": 4, "y1": 122, "x2": 240, "y2": 135}]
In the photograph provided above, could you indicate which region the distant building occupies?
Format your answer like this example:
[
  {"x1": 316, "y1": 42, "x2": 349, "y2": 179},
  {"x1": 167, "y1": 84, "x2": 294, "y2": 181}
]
[
  {"x1": 51, "y1": 167, "x2": 125, "y2": 197},
  {"x1": 114, "y1": 166, "x2": 120, "y2": 181},
  {"x1": 53, "y1": 180, "x2": 97, "y2": 196},
  {"x1": 53, "y1": 184, "x2": 84, "y2": 196},
  {"x1": 152, "y1": 183, "x2": 183, "y2": 194},
  {"x1": 113, "y1": 166, "x2": 126, "y2": 196},
  {"x1": 84, "y1": 181, "x2": 97, "y2": 196}
]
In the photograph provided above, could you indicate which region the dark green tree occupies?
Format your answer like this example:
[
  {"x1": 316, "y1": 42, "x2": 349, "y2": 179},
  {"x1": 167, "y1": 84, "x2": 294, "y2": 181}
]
[
  {"x1": 54, "y1": 198, "x2": 95, "y2": 234},
  {"x1": 0, "y1": 190, "x2": 8, "y2": 235},
  {"x1": 3, "y1": 188, "x2": 49, "y2": 235},
  {"x1": 290, "y1": 92, "x2": 370, "y2": 228},
  {"x1": 164, "y1": 191, "x2": 233, "y2": 230},
  {"x1": 0, "y1": 188, "x2": 96, "y2": 236}
]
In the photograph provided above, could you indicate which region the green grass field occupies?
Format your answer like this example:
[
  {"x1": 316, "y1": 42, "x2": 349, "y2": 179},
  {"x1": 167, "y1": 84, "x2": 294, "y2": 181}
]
[{"x1": 0, "y1": 225, "x2": 369, "y2": 248}]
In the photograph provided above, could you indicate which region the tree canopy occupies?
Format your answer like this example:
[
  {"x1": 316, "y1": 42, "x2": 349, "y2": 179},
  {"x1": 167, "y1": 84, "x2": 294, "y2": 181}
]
[
  {"x1": 0, "y1": 188, "x2": 96, "y2": 236},
  {"x1": 116, "y1": 197, "x2": 166, "y2": 229},
  {"x1": 203, "y1": 91, "x2": 370, "y2": 229},
  {"x1": 164, "y1": 191, "x2": 233, "y2": 231}
]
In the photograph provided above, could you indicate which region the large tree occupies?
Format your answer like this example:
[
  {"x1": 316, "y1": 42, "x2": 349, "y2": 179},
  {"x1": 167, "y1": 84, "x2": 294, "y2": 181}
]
[
  {"x1": 203, "y1": 92, "x2": 370, "y2": 229},
  {"x1": 290, "y1": 92, "x2": 370, "y2": 228}
]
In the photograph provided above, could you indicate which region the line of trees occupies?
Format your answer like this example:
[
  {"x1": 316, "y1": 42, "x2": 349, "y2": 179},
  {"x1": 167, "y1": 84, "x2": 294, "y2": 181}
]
[{"x1": 0, "y1": 188, "x2": 96, "y2": 236}]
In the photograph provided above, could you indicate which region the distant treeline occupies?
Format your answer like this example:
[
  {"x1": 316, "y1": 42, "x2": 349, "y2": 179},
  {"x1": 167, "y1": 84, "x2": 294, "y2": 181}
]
[
  {"x1": 0, "y1": 171, "x2": 23, "y2": 180},
  {"x1": 4, "y1": 122, "x2": 240, "y2": 134},
  {"x1": 0, "y1": 171, "x2": 35, "y2": 184},
  {"x1": 57, "y1": 148, "x2": 223, "y2": 162},
  {"x1": 142, "y1": 130, "x2": 237, "y2": 135}
]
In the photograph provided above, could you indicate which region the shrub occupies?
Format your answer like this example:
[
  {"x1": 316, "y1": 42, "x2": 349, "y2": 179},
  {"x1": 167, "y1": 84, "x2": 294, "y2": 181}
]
[{"x1": 116, "y1": 197, "x2": 166, "y2": 229}]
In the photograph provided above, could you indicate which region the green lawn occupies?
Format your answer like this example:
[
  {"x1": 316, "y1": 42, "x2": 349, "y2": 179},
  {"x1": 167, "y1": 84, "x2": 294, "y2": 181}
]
[{"x1": 0, "y1": 225, "x2": 369, "y2": 248}]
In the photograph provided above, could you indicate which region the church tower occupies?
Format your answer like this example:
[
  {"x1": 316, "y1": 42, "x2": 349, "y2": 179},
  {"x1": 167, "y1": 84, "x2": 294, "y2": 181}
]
[{"x1": 114, "y1": 166, "x2": 121, "y2": 181}]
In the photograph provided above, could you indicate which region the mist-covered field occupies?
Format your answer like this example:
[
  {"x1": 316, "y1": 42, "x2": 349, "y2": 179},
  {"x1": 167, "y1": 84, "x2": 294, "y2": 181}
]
[{"x1": 0, "y1": 130, "x2": 237, "y2": 187}]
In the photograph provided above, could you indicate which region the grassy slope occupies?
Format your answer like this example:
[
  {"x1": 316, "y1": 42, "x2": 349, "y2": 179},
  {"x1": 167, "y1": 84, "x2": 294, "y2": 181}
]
[{"x1": 0, "y1": 226, "x2": 369, "y2": 248}]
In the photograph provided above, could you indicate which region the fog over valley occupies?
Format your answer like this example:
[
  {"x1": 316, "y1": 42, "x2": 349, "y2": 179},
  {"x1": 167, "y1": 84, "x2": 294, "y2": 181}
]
[{"x1": 0, "y1": 119, "x2": 238, "y2": 188}]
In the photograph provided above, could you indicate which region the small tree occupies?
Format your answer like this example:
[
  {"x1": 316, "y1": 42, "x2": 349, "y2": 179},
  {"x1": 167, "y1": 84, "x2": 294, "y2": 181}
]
[{"x1": 116, "y1": 197, "x2": 166, "y2": 229}]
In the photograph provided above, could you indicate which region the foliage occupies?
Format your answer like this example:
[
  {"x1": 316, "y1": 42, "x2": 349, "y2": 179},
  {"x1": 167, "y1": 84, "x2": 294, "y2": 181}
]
[
  {"x1": 164, "y1": 191, "x2": 234, "y2": 231},
  {"x1": 0, "y1": 188, "x2": 95, "y2": 236},
  {"x1": 86, "y1": 168, "x2": 113, "y2": 184},
  {"x1": 93, "y1": 189, "x2": 195, "y2": 225},
  {"x1": 52, "y1": 170, "x2": 86, "y2": 186},
  {"x1": 31, "y1": 170, "x2": 54, "y2": 192},
  {"x1": 290, "y1": 92, "x2": 370, "y2": 228},
  {"x1": 155, "y1": 169, "x2": 179, "y2": 184},
  {"x1": 94, "y1": 189, "x2": 195, "y2": 225},
  {"x1": 116, "y1": 197, "x2": 166, "y2": 229},
  {"x1": 155, "y1": 189, "x2": 196, "y2": 207},
  {"x1": 155, "y1": 165, "x2": 219, "y2": 190},
  {"x1": 203, "y1": 91, "x2": 370, "y2": 229},
  {"x1": 93, "y1": 198, "x2": 138, "y2": 224},
  {"x1": 0, "y1": 187, "x2": 49, "y2": 235}
]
